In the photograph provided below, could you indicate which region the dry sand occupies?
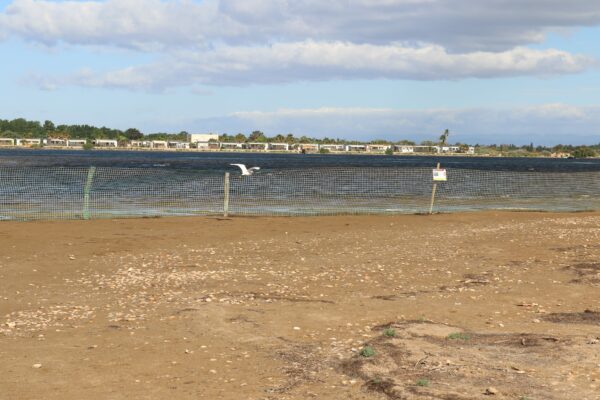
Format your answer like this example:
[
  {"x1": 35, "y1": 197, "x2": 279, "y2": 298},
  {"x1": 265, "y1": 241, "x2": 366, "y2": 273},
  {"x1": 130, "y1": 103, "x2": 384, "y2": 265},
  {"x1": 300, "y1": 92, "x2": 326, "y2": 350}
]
[{"x1": 1, "y1": 212, "x2": 599, "y2": 399}]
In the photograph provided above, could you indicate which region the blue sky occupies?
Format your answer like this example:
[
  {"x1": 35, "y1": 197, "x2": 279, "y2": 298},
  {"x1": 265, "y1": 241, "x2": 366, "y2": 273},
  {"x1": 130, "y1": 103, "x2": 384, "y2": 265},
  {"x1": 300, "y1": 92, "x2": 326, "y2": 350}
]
[{"x1": 1, "y1": 0, "x2": 600, "y2": 145}]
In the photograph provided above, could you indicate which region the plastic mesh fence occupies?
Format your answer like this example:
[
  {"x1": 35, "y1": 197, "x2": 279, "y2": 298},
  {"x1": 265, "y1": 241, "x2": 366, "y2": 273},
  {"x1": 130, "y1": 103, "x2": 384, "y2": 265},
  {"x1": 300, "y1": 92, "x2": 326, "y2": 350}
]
[{"x1": 0, "y1": 166, "x2": 598, "y2": 221}]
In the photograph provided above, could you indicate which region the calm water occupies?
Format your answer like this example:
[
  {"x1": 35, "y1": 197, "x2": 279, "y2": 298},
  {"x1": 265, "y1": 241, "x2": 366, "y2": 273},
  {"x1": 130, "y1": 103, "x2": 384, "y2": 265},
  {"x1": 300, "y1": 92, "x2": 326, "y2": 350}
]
[
  {"x1": 1, "y1": 149, "x2": 599, "y2": 220},
  {"x1": 1, "y1": 148, "x2": 600, "y2": 172}
]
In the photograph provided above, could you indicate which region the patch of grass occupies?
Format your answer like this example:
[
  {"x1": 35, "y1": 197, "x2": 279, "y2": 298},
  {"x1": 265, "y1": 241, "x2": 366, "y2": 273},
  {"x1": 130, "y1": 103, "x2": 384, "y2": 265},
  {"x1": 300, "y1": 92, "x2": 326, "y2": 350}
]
[
  {"x1": 447, "y1": 332, "x2": 470, "y2": 340},
  {"x1": 360, "y1": 346, "x2": 376, "y2": 358},
  {"x1": 383, "y1": 328, "x2": 396, "y2": 337},
  {"x1": 416, "y1": 378, "x2": 429, "y2": 387}
]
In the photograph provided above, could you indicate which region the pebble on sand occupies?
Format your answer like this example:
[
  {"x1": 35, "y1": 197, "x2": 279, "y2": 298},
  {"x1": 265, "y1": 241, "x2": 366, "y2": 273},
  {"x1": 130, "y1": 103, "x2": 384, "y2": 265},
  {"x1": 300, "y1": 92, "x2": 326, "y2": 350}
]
[{"x1": 485, "y1": 387, "x2": 498, "y2": 395}]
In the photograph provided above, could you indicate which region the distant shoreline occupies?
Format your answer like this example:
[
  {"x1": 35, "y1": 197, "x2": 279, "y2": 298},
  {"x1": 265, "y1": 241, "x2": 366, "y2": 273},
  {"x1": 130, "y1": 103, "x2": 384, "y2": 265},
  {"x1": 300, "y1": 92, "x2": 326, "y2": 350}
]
[{"x1": 0, "y1": 145, "x2": 558, "y2": 158}]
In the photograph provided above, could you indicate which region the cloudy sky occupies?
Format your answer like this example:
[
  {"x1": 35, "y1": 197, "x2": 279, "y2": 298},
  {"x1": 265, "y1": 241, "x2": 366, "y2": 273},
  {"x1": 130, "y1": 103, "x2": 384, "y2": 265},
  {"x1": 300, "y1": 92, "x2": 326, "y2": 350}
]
[{"x1": 1, "y1": 0, "x2": 599, "y2": 144}]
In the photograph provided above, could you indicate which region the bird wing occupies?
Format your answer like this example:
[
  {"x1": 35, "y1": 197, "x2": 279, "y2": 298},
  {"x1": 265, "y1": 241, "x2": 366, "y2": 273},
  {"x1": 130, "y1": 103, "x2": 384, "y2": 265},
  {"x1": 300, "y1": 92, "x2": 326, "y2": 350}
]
[
  {"x1": 230, "y1": 163, "x2": 249, "y2": 174},
  {"x1": 248, "y1": 167, "x2": 261, "y2": 171}
]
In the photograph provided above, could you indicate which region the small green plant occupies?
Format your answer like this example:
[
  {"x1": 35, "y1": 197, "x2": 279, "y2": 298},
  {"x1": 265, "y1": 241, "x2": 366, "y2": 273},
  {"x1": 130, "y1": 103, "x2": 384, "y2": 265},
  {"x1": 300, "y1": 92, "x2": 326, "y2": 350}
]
[
  {"x1": 83, "y1": 142, "x2": 94, "y2": 150},
  {"x1": 416, "y1": 378, "x2": 429, "y2": 387},
  {"x1": 383, "y1": 328, "x2": 396, "y2": 337},
  {"x1": 360, "y1": 346, "x2": 376, "y2": 357},
  {"x1": 384, "y1": 147, "x2": 394, "y2": 155},
  {"x1": 447, "y1": 332, "x2": 470, "y2": 340},
  {"x1": 318, "y1": 148, "x2": 330, "y2": 154}
]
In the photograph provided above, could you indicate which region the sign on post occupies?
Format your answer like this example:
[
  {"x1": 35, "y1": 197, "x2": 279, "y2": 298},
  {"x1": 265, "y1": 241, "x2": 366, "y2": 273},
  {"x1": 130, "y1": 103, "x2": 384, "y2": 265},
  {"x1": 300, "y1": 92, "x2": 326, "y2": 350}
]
[{"x1": 432, "y1": 168, "x2": 447, "y2": 182}]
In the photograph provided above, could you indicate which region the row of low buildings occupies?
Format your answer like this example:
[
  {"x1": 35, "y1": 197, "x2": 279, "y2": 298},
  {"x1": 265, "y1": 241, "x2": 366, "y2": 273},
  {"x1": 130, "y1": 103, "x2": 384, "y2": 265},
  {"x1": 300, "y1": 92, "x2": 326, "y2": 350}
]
[{"x1": 0, "y1": 134, "x2": 475, "y2": 154}]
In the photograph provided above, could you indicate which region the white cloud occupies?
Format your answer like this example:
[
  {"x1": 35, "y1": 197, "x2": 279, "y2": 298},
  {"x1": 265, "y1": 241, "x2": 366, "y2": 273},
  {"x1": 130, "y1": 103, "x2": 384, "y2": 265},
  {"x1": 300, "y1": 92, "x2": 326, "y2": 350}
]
[
  {"x1": 42, "y1": 41, "x2": 594, "y2": 90},
  {"x1": 191, "y1": 104, "x2": 600, "y2": 145},
  {"x1": 1, "y1": 0, "x2": 600, "y2": 51},
  {"x1": 2, "y1": 1, "x2": 599, "y2": 89}
]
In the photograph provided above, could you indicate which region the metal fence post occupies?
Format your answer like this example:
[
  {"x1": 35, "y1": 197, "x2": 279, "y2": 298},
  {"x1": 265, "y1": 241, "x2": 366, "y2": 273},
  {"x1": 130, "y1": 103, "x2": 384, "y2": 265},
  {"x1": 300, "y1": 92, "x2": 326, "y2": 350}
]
[
  {"x1": 223, "y1": 172, "x2": 230, "y2": 217},
  {"x1": 428, "y1": 162, "x2": 440, "y2": 214},
  {"x1": 83, "y1": 166, "x2": 96, "y2": 220}
]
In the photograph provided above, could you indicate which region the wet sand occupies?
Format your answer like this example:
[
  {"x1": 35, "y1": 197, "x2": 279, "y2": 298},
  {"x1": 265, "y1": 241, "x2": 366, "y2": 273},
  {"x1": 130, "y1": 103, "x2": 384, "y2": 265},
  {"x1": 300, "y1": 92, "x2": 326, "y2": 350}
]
[{"x1": 1, "y1": 212, "x2": 599, "y2": 399}]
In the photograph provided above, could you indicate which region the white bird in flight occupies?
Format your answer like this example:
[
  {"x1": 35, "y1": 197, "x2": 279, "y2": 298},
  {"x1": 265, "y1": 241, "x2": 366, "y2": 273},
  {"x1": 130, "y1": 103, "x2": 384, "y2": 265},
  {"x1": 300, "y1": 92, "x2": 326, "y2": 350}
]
[{"x1": 230, "y1": 163, "x2": 261, "y2": 175}]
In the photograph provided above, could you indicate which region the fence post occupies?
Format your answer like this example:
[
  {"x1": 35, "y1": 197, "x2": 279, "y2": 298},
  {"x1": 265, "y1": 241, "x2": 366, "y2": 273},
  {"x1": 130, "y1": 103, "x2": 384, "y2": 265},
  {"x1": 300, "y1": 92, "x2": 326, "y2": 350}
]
[
  {"x1": 223, "y1": 172, "x2": 230, "y2": 217},
  {"x1": 428, "y1": 162, "x2": 440, "y2": 215},
  {"x1": 83, "y1": 166, "x2": 96, "y2": 220}
]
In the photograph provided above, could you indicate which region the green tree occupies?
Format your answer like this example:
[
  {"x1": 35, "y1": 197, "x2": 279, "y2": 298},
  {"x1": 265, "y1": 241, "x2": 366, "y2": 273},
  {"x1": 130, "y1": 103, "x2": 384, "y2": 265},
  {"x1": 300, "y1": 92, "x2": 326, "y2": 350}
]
[
  {"x1": 124, "y1": 128, "x2": 143, "y2": 140},
  {"x1": 439, "y1": 129, "x2": 449, "y2": 146},
  {"x1": 572, "y1": 146, "x2": 596, "y2": 158},
  {"x1": 234, "y1": 133, "x2": 247, "y2": 143},
  {"x1": 43, "y1": 120, "x2": 55, "y2": 132},
  {"x1": 249, "y1": 130, "x2": 265, "y2": 142}
]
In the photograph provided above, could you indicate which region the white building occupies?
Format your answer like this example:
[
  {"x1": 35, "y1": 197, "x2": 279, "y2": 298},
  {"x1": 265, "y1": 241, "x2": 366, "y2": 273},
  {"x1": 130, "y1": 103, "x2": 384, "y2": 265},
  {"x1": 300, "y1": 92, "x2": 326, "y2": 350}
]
[
  {"x1": 168, "y1": 141, "x2": 190, "y2": 149},
  {"x1": 245, "y1": 142, "x2": 269, "y2": 151},
  {"x1": 195, "y1": 141, "x2": 220, "y2": 150},
  {"x1": 346, "y1": 144, "x2": 367, "y2": 152},
  {"x1": 16, "y1": 138, "x2": 42, "y2": 146},
  {"x1": 367, "y1": 144, "x2": 391, "y2": 152},
  {"x1": 268, "y1": 143, "x2": 290, "y2": 151},
  {"x1": 320, "y1": 144, "x2": 345, "y2": 152},
  {"x1": 0, "y1": 138, "x2": 15, "y2": 146},
  {"x1": 150, "y1": 140, "x2": 167, "y2": 149},
  {"x1": 467, "y1": 146, "x2": 475, "y2": 154},
  {"x1": 220, "y1": 142, "x2": 244, "y2": 150},
  {"x1": 395, "y1": 145, "x2": 414, "y2": 153},
  {"x1": 67, "y1": 139, "x2": 87, "y2": 147},
  {"x1": 299, "y1": 143, "x2": 319, "y2": 152},
  {"x1": 46, "y1": 138, "x2": 67, "y2": 146},
  {"x1": 130, "y1": 140, "x2": 152, "y2": 148},
  {"x1": 93, "y1": 139, "x2": 118, "y2": 147},
  {"x1": 189, "y1": 133, "x2": 219, "y2": 144}
]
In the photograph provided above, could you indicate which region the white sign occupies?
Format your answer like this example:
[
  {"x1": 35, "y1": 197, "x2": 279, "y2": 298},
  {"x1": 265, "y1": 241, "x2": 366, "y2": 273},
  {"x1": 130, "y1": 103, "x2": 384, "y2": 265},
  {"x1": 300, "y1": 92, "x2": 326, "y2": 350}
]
[{"x1": 433, "y1": 168, "x2": 447, "y2": 181}]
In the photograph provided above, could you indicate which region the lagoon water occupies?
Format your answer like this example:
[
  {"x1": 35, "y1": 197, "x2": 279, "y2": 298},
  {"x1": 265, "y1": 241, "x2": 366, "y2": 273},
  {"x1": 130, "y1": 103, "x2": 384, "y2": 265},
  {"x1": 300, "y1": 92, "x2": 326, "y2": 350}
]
[
  {"x1": 1, "y1": 148, "x2": 600, "y2": 172},
  {"x1": 1, "y1": 149, "x2": 599, "y2": 220}
]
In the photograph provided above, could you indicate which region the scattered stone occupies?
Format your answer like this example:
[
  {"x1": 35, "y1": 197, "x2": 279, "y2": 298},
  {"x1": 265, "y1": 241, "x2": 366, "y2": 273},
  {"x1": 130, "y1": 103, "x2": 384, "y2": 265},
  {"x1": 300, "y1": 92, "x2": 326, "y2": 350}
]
[
  {"x1": 484, "y1": 387, "x2": 498, "y2": 395},
  {"x1": 32, "y1": 363, "x2": 42, "y2": 369}
]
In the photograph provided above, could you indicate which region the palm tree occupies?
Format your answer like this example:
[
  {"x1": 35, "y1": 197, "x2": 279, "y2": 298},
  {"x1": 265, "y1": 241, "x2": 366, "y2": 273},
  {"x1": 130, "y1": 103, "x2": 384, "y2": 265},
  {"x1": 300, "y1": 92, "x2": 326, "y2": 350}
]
[{"x1": 439, "y1": 129, "x2": 449, "y2": 146}]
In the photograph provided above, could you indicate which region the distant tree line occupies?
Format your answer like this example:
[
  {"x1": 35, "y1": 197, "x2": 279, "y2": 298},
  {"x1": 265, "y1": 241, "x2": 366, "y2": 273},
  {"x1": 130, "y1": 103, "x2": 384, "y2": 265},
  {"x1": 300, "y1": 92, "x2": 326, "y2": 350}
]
[{"x1": 1, "y1": 118, "x2": 598, "y2": 157}]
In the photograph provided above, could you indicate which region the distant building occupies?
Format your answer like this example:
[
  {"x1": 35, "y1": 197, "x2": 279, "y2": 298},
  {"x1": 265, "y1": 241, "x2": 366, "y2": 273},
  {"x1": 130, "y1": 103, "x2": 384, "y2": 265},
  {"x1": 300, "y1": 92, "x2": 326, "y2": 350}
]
[
  {"x1": 245, "y1": 142, "x2": 269, "y2": 151},
  {"x1": 67, "y1": 139, "x2": 87, "y2": 147},
  {"x1": 168, "y1": 141, "x2": 190, "y2": 149},
  {"x1": 268, "y1": 143, "x2": 290, "y2": 151},
  {"x1": 220, "y1": 142, "x2": 244, "y2": 150},
  {"x1": 366, "y1": 144, "x2": 390, "y2": 152},
  {"x1": 467, "y1": 146, "x2": 475, "y2": 155},
  {"x1": 320, "y1": 144, "x2": 345, "y2": 152},
  {"x1": 150, "y1": 140, "x2": 167, "y2": 149},
  {"x1": 130, "y1": 140, "x2": 152, "y2": 148},
  {"x1": 346, "y1": 144, "x2": 367, "y2": 152},
  {"x1": 47, "y1": 138, "x2": 67, "y2": 146},
  {"x1": 299, "y1": 143, "x2": 319, "y2": 152},
  {"x1": 16, "y1": 138, "x2": 41, "y2": 146},
  {"x1": 189, "y1": 133, "x2": 219, "y2": 143},
  {"x1": 395, "y1": 145, "x2": 414, "y2": 153},
  {"x1": 93, "y1": 139, "x2": 118, "y2": 147},
  {"x1": 0, "y1": 138, "x2": 15, "y2": 146}
]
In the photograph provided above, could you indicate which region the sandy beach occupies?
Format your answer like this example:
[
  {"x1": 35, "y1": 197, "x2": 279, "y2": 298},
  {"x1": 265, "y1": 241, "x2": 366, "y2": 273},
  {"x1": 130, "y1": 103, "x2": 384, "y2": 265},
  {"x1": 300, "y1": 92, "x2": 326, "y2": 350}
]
[{"x1": 1, "y1": 212, "x2": 600, "y2": 399}]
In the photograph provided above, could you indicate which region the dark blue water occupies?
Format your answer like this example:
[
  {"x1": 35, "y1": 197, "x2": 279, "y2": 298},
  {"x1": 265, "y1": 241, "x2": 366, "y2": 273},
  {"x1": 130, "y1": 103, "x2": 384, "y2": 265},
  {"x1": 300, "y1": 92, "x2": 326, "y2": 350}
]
[{"x1": 1, "y1": 148, "x2": 599, "y2": 172}]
